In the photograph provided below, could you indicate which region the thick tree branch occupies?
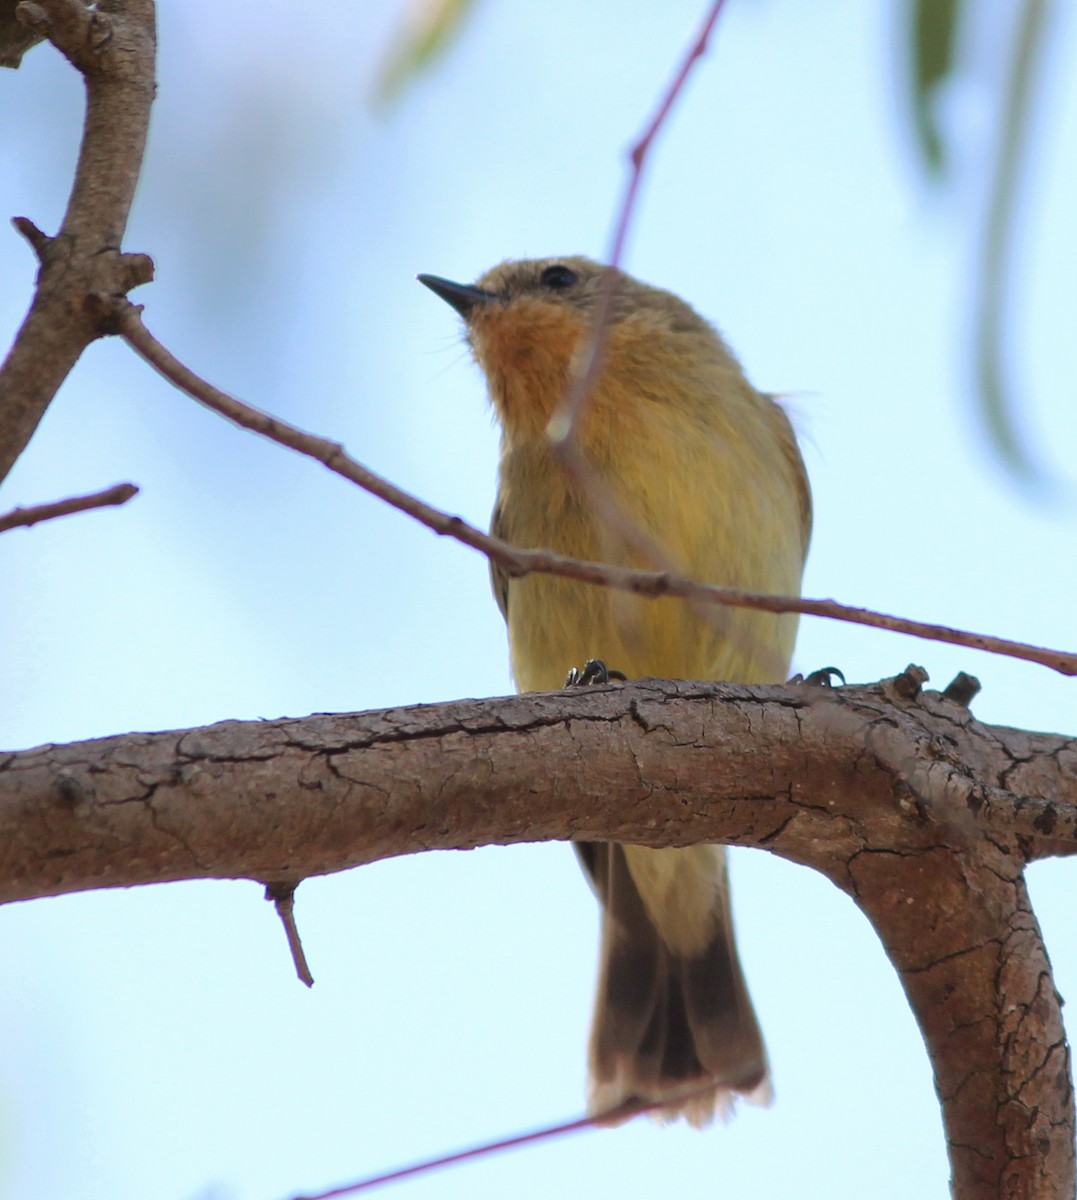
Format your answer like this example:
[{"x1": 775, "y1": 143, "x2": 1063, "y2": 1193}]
[
  {"x1": 0, "y1": 0, "x2": 42, "y2": 66},
  {"x1": 2, "y1": 673, "x2": 1074, "y2": 1198},
  {"x1": 4, "y1": 671, "x2": 1072, "y2": 898},
  {"x1": 0, "y1": 0, "x2": 156, "y2": 483}
]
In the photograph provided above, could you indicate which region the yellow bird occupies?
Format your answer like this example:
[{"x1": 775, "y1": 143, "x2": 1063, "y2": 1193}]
[{"x1": 419, "y1": 257, "x2": 811, "y2": 1127}]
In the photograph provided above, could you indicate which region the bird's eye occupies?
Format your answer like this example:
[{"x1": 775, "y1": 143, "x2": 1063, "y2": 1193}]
[{"x1": 539, "y1": 264, "x2": 579, "y2": 290}]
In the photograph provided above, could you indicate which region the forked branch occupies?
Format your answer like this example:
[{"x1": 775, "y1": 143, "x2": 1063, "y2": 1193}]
[
  {"x1": 1, "y1": 672, "x2": 1074, "y2": 1198},
  {"x1": 0, "y1": 0, "x2": 156, "y2": 483}
]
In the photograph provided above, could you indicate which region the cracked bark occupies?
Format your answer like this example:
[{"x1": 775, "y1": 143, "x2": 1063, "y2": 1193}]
[
  {"x1": 1, "y1": 672, "x2": 1074, "y2": 1198},
  {"x1": 3, "y1": 4, "x2": 1073, "y2": 1196}
]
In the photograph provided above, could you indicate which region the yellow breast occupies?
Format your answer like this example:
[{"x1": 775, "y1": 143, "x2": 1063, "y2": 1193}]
[{"x1": 494, "y1": 365, "x2": 807, "y2": 692}]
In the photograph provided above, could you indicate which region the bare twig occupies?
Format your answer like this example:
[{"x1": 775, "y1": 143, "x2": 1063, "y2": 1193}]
[
  {"x1": 554, "y1": 0, "x2": 730, "y2": 443},
  {"x1": 264, "y1": 881, "x2": 314, "y2": 988},
  {"x1": 116, "y1": 301, "x2": 1077, "y2": 676},
  {"x1": 291, "y1": 1092, "x2": 683, "y2": 1200},
  {"x1": 547, "y1": 1, "x2": 732, "y2": 591},
  {"x1": 0, "y1": 482, "x2": 138, "y2": 533},
  {"x1": 544, "y1": 1, "x2": 760, "y2": 667}
]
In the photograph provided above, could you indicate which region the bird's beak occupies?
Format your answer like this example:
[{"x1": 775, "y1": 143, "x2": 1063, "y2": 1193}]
[{"x1": 417, "y1": 274, "x2": 500, "y2": 318}]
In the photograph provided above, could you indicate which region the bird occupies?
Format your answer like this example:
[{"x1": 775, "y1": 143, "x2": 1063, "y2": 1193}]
[{"x1": 418, "y1": 256, "x2": 811, "y2": 1127}]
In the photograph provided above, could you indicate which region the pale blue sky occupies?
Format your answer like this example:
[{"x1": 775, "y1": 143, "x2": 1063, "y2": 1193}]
[{"x1": 2, "y1": 3, "x2": 1075, "y2": 1198}]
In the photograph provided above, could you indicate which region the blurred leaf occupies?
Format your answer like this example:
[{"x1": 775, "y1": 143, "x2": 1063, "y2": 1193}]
[
  {"x1": 909, "y1": 0, "x2": 961, "y2": 177},
  {"x1": 373, "y1": 0, "x2": 479, "y2": 109},
  {"x1": 973, "y1": 0, "x2": 1048, "y2": 484}
]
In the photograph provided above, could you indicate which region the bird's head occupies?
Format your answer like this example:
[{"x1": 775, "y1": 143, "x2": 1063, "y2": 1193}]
[{"x1": 418, "y1": 257, "x2": 727, "y2": 443}]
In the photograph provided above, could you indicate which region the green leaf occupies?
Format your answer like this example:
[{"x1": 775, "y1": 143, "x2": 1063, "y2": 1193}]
[
  {"x1": 373, "y1": 0, "x2": 479, "y2": 109},
  {"x1": 909, "y1": 0, "x2": 961, "y2": 177},
  {"x1": 973, "y1": 0, "x2": 1048, "y2": 484}
]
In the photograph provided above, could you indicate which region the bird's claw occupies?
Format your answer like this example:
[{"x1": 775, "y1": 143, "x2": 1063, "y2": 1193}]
[
  {"x1": 565, "y1": 658, "x2": 628, "y2": 687},
  {"x1": 790, "y1": 665, "x2": 845, "y2": 688}
]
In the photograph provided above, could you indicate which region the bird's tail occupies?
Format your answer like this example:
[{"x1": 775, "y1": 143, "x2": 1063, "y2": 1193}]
[{"x1": 575, "y1": 841, "x2": 771, "y2": 1128}]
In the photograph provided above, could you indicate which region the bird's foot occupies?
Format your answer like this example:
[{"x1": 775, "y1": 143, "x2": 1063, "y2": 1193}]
[
  {"x1": 565, "y1": 658, "x2": 628, "y2": 687},
  {"x1": 790, "y1": 665, "x2": 845, "y2": 688}
]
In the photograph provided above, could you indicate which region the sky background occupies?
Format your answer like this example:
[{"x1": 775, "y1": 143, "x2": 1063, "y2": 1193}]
[{"x1": 2, "y1": 2, "x2": 1076, "y2": 1198}]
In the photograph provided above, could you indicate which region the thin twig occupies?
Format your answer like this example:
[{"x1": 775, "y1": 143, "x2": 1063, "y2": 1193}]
[
  {"x1": 291, "y1": 1111, "x2": 609, "y2": 1199},
  {"x1": 116, "y1": 302, "x2": 1077, "y2": 677},
  {"x1": 554, "y1": 0, "x2": 729, "y2": 443},
  {"x1": 264, "y1": 882, "x2": 314, "y2": 988},
  {"x1": 290, "y1": 1090, "x2": 701, "y2": 1199},
  {"x1": 545, "y1": 1, "x2": 748, "y2": 662},
  {"x1": 0, "y1": 482, "x2": 138, "y2": 533}
]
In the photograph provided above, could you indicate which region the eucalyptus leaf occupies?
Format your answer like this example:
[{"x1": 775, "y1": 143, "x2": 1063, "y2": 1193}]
[
  {"x1": 973, "y1": 0, "x2": 1048, "y2": 484},
  {"x1": 373, "y1": 0, "x2": 479, "y2": 108},
  {"x1": 909, "y1": 0, "x2": 961, "y2": 177}
]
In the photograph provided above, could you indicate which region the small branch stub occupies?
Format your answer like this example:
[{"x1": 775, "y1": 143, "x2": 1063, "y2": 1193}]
[
  {"x1": 11, "y1": 215, "x2": 51, "y2": 261},
  {"x1": 265, "y1": 881, "x2": 314, "y2": 988},
  {"x1": 942, "y1": 671, "x2": 982, "y2": 707}
]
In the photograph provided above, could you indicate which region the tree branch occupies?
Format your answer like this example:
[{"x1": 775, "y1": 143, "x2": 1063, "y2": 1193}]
[
  {"x1": 549, "y1": 1, "x2": 737, "y2": 599},
  {"x1": 2, "y1": 672, "x2": 1074, "y2": 1197},
  {"x1": 0, "y1": 0, "x2": 156, "y2": 483},
  {"x1": 114, "y1": 301, "x2": 1077, "y2": 677},
  {"x1": 0, "y1": 0, "x2": 42, "y2": 66},
  {"x1": 3, "y1": 670, "x2": 1072, "y2": 899},
  {"x1": 557, "y1": 0, "x2": 730, "y2": 441},
  {"x1": 0, "y1": 480, "x2": 137, "y2": 532}
]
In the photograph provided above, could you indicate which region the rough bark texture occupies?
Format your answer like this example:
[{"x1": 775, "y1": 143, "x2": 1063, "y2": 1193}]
[
  {"x1": 0, "y1": 0, "x2": 156, "y2": 483},
  {"x1": 3, "y1": 6, "x2": 1075, "y2": 1196},
  {"x1": 2, "y1": 672, "x2": 1075, "y2": 1198}
]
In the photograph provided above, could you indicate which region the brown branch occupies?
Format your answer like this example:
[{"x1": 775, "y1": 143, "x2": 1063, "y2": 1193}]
[
  {"x1": 0, "y1": 0, "x2": 44, "y2": 67},
  {"x1": 0, "y1": 0, "x2": 156, "y2": 484},
  {"x1": 0, "y1": 481, "x2": 138, "y2": 532},
  {"x1": 1, "y1": 674, "x2": 1074, "y2": 1199},
  {"x1": 556, "y1": 0, "x2": 730, "y2": 441},
  {"x1": 14, "y1": 0, "x2": 96, "y2": 68},
  {"x1": 4, "y1": 671, "x2": 1072, "y2": 896},
  {"x1": 548, "y1": 1, "x2": 733, "y2": 597},
  {"x1": 11, "y1": 215, "x2": 50, "y2": 257},
  {"x1": 264, "y1": 881, "x2": 314, "y2": 988},
  {"x1": 114, "y1": 301, "x2": 1077, "y2": 677},
  {"x1": 294, "y1": 1095, "x2": 668, "y2": 1199}
]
